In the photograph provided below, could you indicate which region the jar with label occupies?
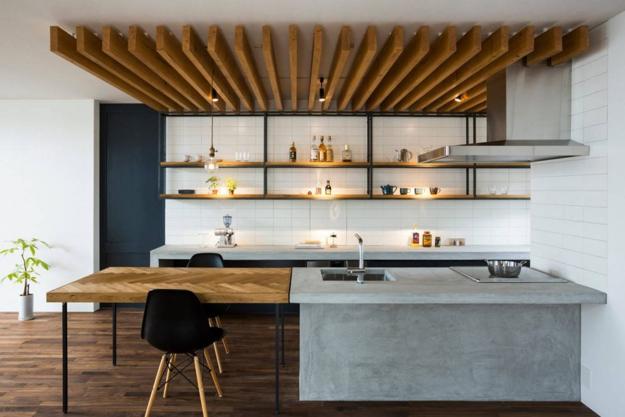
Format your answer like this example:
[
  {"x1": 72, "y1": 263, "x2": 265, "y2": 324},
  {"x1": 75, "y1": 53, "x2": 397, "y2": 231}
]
[
  {"x1": 342, "y1": 144, "x2": 352, "y2": 162},
  {"x1": 423, "y1": 231, "x2": 432, "y2": 247},
  {"x1": 411, "y1": 225, "x2": 419, "y2": 245}
]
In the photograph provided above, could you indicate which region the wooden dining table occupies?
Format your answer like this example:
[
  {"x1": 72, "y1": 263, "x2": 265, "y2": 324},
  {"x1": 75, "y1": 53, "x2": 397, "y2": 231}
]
[{"x1": 47, "y1": 267, "x2": 292, "y2": 415}]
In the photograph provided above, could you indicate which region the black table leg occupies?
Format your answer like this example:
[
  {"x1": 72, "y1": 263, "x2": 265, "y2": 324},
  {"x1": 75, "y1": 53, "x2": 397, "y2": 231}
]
[
  {"x1": 280, "y1": 305, "x2": 285, "y2": 366},
  {"x1": 112, "y1": 303, "x2": 117, "y2": 366},
  {"x1": 275, "y1": 303, "x2": 280, "y2": 415},
  {"x1": 62, "y1": 302, "x2": 68, "y2": 414}
]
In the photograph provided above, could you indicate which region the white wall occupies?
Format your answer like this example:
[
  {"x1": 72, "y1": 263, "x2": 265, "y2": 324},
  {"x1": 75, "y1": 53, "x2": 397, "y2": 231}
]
[
  {"x1": 0, "y1": 100, "x2": 99, "y2": 313},
  {"x1": 531, "y1": 16, "x2": 625, "y2": 417},
  {"x1": 165, "y1": 115, "x2": 530, "y2": 246}
]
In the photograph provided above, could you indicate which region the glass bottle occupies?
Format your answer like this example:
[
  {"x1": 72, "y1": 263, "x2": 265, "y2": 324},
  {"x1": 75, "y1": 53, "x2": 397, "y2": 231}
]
[
  {"x1": 342, "y1": 144, "x2": 352, "y2": 162},
  {"x1": 318, "y1": 136, "x2": 327, "y2": 162},
  {"x1": 310, "y1": 136, "x2": 319, "y2": 162},
  {"x1": 289, "y1": 141, "x2": 297, "y2": 162},
  {"x1": 423, "y1": 231, "x2": 432, "y2": 247},
  {"x1": 326, "y1": 136, "x2": 334, "y2": 162},
  {"x1": 315, "y1": 179, "x2": 322, "y2": 195},
  {"x1": 325, "y1": 180, "x2": 332, "y2": 195}
]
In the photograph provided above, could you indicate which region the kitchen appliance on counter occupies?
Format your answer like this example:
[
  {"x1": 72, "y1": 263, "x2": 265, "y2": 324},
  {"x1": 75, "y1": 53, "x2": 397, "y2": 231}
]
[
  {"x1": 215, "y1": 215, "x2": 236, "y2": 248},
  {"x1": 451, "y1": 266, "x2": 568, "y2": 283}
]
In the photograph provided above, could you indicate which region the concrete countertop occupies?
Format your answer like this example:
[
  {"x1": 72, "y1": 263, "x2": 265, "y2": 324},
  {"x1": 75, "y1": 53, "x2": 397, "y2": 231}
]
[
  {"x1": 289, "y1": 267, "x2": 607, "y2": 305},
  {"x1": 150, "y1": 244, "x2": 530, "y2": 263}
]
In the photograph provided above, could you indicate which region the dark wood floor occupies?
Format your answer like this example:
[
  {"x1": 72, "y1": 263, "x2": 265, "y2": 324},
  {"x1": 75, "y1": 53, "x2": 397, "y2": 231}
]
[{"x1": 0, "y1": 308, "x2": 598, "y2": 417}]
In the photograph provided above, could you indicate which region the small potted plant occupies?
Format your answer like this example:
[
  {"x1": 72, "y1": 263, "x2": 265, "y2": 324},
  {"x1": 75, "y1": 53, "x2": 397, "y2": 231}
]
[
  {"x1": 226, "y1": 178, "x2": 238, "y2": 195},
  {"x1": 0, "y1": 238, "x2": 50, "y2": 321},
  {"x1": 206, "y1": 176, "x2": 220, "y2": 195}
]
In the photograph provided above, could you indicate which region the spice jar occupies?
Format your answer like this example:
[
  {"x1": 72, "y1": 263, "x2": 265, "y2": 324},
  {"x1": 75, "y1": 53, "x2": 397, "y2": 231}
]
[{"x1": 423, "y1": 231, "x2": 432, "y2": 247}]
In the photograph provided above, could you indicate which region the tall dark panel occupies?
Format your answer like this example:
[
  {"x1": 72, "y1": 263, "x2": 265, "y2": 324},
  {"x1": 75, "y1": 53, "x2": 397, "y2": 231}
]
[{"x1": 100, "y1": 104, "x2": 164, "y2": 268}]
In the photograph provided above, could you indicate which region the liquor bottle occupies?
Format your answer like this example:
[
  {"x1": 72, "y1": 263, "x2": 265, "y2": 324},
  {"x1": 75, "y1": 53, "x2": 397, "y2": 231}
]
[
  {"x1": 341, "y1": 144, "x2": 352, "y2": 162},
  {"x1": 326, "y1": 136, "x2": 334, "y2": 162},
  {"x1": 318, "y1": 136, "x2": 327, "y2": 162},
  {"x1": 310, "y1": 136, "x2": 319, "y2": 162},
  {"x1": 289, "y1": 141, "x2": 297, "y2": 162},
  {"x1": 315, "y1": 179, "x2": 322, "y2": 195},
  {"x1": 325, "y1": 180, "x2": 332, "y2": 195}
]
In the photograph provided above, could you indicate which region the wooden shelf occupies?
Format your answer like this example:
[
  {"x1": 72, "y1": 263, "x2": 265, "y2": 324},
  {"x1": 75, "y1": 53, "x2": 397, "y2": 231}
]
[
  {"x1": 266, "y1": 194, "x2": 369, "y2": 200},
  {"x1": 160, "y1": 161, "x2": 264, "y2": 168},
  {"x1": 161, "y1": 193, "x2": 264, "y2": 200},
  {"x1": 266, "y1": 161, "x2": 369, "y2": 168},
  {"x1": 373, "y1": 194, "x2": 530, "y2": 200},
  {"x1": 373, "y1": 162, "x2": 531, "y2": 169}
]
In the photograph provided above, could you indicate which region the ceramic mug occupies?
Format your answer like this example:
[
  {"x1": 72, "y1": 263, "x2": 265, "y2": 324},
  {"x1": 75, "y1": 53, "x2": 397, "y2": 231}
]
[
  {"x1": 429, "y1": 187, "x2": 441, "y2": 195},
  {"x1": 400, "y1": 149, "x2": 413, "y2": 162},
  {"x1": 414, "y1": 187, "x2": 424, "y2": 195},
  {"x1": 381, "y1": 185, "x2": 397, "y2": 195},
  {"x1": 400, "y1": 188, "x2": 409, "y2": 195}
]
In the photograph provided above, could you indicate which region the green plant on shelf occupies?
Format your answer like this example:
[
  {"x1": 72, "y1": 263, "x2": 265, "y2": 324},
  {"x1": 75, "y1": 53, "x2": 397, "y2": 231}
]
[
  {"x1": 226, "y1": 178, "x2": 238, "y2": 195},
  {"x1": 206, "y1": 176, "x2": 220, "y2": 194},
  {"x1": 0, "y1": 238, "x2": 50, "y2": 296}
]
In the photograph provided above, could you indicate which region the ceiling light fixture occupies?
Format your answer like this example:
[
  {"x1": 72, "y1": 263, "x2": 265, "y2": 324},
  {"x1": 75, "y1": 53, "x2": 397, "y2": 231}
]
[
  {"x1": 211, "y1": 87, "x2": 219, "y2": 103},
  {"x1": 205, "y1": 67, "x2": 219, "y2": 171},
  {"x1": 318, "y1": 77, "x2": 326, "y2": 103},
  {"x1": 454, "y1": 95, "x2": 463, "y2": 103}
]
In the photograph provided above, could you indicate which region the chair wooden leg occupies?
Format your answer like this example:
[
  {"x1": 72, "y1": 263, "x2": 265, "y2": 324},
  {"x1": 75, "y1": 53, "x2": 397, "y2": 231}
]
[
  {"x1": 145, "y1": 354, "x2": 167, "y2": 417},
  {"x1": 215, "y1": 316, "x2": 230, "y2": 354},
  {"x1": 162, "y1": 353, "x2": 176, "y2": 398},
  {"x1": 203, "y1": 348, "x2": 223, "y2": 397},
  {"x1": 193, "y1": 355, "x2": 209, "y2": 417},
  {"x1": 212, "y1": 341, "x2": 223, "y2": 374}
]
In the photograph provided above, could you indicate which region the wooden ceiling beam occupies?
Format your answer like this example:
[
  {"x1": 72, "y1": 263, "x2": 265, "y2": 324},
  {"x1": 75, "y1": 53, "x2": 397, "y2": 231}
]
[
  {"x1": 337, "y1": 26, "x2": 377, "y2": 111},
  {"x1": 262, "y1": 25, "x2": 283, "y2": 111},
  {"x1": 75, "y1": 26, "x2": 179, "y2": 111},
  {"x1": 307, "y1": 25, "x2": 324, "y2": 111},
  {"x1": 428, "y1": 26, "x2": 534, "y2": 111},
  {"x1": 381, "y1": 26, "x2": 457, "y2": 111},
  {"x1": 288, "y1": 25, "x2": 298, "y2": 111},
  {"x1": 351, "y1": 26, "x2": 404, "y2": 111},
  {"x1": 524, "y1": 26, "x2": 562, "y2": 66},
  {"x1": 235, "y1": 26, "x2": 268, "y2": 111},
  {"x1": 128, "y1": 25, "x2": 209, "y2": 111},
  {"x1": 207, "y1": 25, "x2": 254, "y2": 110},
  {"x1": 396, "y1": 26, "x2": 481, "y2": 111},
  {"x1": 549, "y1": 26, "x2": 589, "y2": 66},
  {"x1": 443, "y1": 83, "x2": 486, "y2": 111},
  {"x1": 50, "y1": 26, "x2": 167, "y2": 112},
  {"x1": 366, "y1": 26, "x2": 429, "y2": 110},
  {"x1": 469, "y1": 101, "x2": 487, "y2": 113},
  {"x1": 155, "y1": 26, "x2": 223, "y2": 111},
  {"x1": 412, "y1": 27, "x2": 508, "y2": 111},
  {"x1": 321, "y1": 26, "x2": 353, "y2": 111},
  {"x1": 102, "y1": 26, "x2": 195, "y2": 111},
  {"x1": 182, "y1": 25, "x2": 240, "y2": 111}
]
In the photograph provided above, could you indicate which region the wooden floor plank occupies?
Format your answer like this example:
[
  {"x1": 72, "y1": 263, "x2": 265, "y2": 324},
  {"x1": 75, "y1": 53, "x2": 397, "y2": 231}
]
[{"x1": 0, "y1": 310, "x2": 598, "y2": 417}]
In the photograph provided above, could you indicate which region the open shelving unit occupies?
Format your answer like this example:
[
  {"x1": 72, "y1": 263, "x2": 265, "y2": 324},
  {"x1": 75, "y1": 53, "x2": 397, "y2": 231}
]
[{"x1": 159, "y1": 113, "x2": 531, "y2": 201}]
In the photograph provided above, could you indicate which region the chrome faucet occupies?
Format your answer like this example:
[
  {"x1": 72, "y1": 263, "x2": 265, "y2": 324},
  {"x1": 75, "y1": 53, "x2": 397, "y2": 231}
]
[{"x1": 348, "y1": 233, "x2": 366, "y2": 280}]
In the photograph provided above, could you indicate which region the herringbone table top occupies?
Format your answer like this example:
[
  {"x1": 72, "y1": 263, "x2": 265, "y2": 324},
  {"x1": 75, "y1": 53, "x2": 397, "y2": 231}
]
[{"x1": 47, "y1": 267, "x2": 292, "y2": 303}]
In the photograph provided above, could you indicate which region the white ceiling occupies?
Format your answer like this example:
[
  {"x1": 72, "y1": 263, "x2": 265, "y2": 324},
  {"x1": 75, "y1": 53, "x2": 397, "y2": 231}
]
[{"x1": 2, "y1": 0, "x2": 625, "y2": 102}]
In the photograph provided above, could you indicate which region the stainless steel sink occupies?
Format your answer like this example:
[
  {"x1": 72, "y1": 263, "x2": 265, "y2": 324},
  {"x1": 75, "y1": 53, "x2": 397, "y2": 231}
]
[{"x1": 321, "y1": 268, "x2": 396, "y2": 282}]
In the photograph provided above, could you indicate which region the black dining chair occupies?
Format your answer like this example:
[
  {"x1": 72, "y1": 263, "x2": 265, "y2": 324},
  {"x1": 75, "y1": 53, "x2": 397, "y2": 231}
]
[
  {"x1": 141, "y1": 289, "x2": 224, "y2": 417},
  {"x1": 187, "y1": 253, "x2": 231, "y2": 374}
]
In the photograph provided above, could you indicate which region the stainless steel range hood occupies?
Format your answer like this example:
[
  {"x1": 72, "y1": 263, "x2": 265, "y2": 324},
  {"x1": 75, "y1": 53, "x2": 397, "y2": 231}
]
[{"x1": 418, "y1": 63, "x2": 590, "y2": 164}]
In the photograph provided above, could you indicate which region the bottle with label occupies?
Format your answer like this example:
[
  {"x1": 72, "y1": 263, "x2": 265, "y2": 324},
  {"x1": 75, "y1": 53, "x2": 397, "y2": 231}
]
[
  {"x1": 423, "y1": 231, "x2": 432, "y2": 247},
  {"x1": 310, "y1": 136, "x2": 319, "y2": 162},
  {"x1": 315, "y1": 179, "x2": 322, "y2": 195},
  {"x1": 326, "y1": 136, "x2": 334, "y2": 162},
  {"x1": 318, "y1": 136, "x2": 327, "y2": 162},
  {"x1": 289, "y1": 141, "x2": 297, "y2": 162},
  {"x1": 342, "y1": 144, "x2": 352, "y2": 162},
  {"x1": 325, "y1": 180, "x2": 332, "y2": 195},
  {"x1": 411, "y1": 225, "x2": 420, "y2": 246}
]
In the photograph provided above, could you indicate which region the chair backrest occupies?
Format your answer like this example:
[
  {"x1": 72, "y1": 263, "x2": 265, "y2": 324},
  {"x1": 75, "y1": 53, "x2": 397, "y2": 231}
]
[
  {"x1": 141, "y1": 289, "x2": 210, "y2": 353},
  {"x1": 187, "y1": 253, "x2": 224, "y2": 268}
]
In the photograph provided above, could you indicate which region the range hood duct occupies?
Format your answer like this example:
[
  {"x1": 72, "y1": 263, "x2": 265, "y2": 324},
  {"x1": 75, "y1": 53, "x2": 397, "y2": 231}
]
[{"x1": 418, "y1": 62, "x2": 590, "y2": 163}]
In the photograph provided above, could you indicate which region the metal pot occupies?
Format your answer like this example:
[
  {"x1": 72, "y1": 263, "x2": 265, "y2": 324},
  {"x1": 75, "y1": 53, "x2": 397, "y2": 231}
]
[{"x1": 485, "y1": 260, "x2": 527, "y2": 278}]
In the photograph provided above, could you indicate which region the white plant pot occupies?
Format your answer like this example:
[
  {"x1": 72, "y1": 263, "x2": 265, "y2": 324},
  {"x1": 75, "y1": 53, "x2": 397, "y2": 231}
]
[{"x1": 19, "y1": 294, "x2": 34, "y2": 321}]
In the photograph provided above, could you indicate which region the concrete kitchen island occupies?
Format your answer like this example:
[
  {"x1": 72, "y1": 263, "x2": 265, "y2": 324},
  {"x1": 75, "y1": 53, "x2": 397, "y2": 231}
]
[{"x1": 290, "y1": 268, "x2": 606, "y2": 402}]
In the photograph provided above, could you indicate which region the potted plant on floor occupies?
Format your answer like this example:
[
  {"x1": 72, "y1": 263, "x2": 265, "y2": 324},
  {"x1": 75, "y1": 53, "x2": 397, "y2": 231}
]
[
  {"x1": 0, "y1": 238, "x2": 50, "y2": 320},
  {"x1": 206, "y1": 176, "x2": 220, "y2": 195},
  {"x1": 226, "y1": 178, "x2": 237, "y2": 195}
]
